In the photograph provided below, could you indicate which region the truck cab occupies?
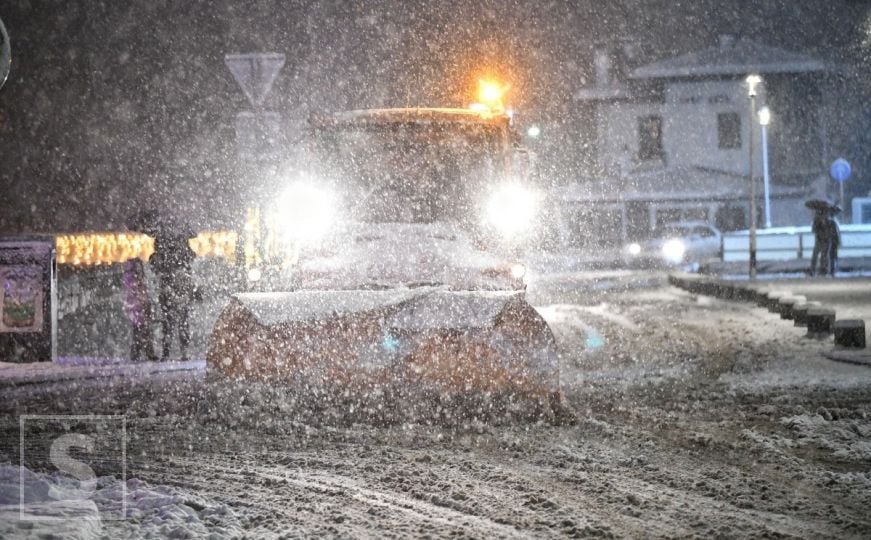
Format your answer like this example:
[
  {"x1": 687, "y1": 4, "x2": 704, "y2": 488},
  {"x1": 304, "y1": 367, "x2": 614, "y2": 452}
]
[{"x1": 241, "y1": 107, "x2": 543, "y2": 290}]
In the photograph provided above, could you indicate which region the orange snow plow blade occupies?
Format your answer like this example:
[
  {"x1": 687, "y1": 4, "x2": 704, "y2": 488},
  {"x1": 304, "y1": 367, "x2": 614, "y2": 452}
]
[{"x1": 206, "y1": 289, "x2": 559, "y2": 400}]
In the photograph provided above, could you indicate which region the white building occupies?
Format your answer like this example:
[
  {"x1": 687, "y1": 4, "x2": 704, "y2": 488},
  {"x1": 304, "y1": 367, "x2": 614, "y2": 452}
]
[{"x1": 558, "y1": 35, "x2": 828, "y2": 248}]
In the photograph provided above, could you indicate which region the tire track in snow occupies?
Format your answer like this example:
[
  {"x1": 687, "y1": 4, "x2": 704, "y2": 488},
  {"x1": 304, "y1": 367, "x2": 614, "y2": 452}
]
[
  {"x1": 536, "y1": 304, "x2": 590, "y2": 351},
  {"x1": 254, "y1": 464, "x2": 525, "y2": 538},
  {"x1": 139, "y1": 454, "x2": 526, "y2": 538},
  {"x1": 538, "y1": 303, "x2": 632, "y2": 364}
]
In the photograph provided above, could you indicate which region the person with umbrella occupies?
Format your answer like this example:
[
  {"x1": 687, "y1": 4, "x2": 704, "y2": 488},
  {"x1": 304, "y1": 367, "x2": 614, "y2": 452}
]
[
  {"x1": 128, "y1": 210, "x2": 198, "y2": 361},
  {"x1": 806, "y1": 199, "x2": 842, "y2": 276}
]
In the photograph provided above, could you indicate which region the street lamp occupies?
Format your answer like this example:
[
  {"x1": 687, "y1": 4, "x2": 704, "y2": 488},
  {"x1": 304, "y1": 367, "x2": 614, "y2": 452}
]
[
  {"x1": 746, "y1": 74, "x2": 761, "y2": 279},
  {"x1": 758, "y1": 106, "x2": 772, "y2": 228}
]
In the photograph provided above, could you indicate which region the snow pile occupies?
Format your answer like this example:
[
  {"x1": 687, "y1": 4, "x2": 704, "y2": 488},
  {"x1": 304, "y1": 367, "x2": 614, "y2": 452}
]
[
  {"x1": 298, "y1": 222, "x2": 518, "y2": 290},
  {"x1": 740, "y1": 427, "x2": 796, "y2": 453},
  {"x1": 0, "y1": 359, "x2": 204, "y2": 386},
  {"x1": 386, "y1": 290, "x2": 521, "y2": 330},
  {"x1": 236, "y1": 288, "x2": 424, "y2": 325},
  {"x1": 781, "y1": 412, "x2": 871, "y2": 461},
  {"x1": 0, "y1": 464, "x2": 242, "y2": 539}
]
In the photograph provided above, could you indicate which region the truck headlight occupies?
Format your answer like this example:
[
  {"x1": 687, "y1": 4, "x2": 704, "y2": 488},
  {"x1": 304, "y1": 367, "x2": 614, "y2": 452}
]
[
  {"x1": 247, "y1": 267, "x2": 262, "y2": 282},
  {"x1": 485, "y1": 184, "x2": 536, "y2": 237},
  {"x1": 276, "y1": 182, "x2": 335, "y2": 245},
  {"x1": 661, "y1": 239, "x2": 686, "y2": 264},
  {"x1": 627, "y1": 243, "x2": 642, "y2": 256}
]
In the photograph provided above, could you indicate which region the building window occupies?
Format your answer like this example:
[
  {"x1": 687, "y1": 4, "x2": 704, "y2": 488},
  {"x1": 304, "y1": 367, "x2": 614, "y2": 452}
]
[
  {"x1": 637, "y1": 115, "x2": 663, "y2": 161},
  {"x1": 717, "y1": 112, "x2": 741, "y2": 149}
]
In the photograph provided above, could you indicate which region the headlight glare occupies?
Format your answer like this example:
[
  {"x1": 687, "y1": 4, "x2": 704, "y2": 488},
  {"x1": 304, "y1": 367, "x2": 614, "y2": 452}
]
[
  {"x1": 485, "y1": 184, "x2": 536, "y2": 237},
  {"x1": 277, "y1": 182, "x2": 335, "y2": 245},
  {"x1": 662, "y1": 239, "x2": 686, "y2": 264}
]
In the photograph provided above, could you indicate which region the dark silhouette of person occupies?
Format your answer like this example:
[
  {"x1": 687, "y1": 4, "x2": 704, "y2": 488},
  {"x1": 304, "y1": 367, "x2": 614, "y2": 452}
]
[
  {"x1": 810, "y1": 209, "x2": 827, "y2": 276},
  {"x1": 811, "y1": 208, "x2": 841, "y2": 276},
  {"x1": 818, "y1": 212, "x2": 841, "y2": 276},
  {"x1": 122, "y1": 258, "x2": 157, "y2": 362},
  {"x1": 149, "y1": 232, "x2": 196, "y2": 361}
]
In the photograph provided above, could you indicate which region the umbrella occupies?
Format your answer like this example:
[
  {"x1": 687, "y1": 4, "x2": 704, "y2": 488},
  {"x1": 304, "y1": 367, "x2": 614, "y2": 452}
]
[
  {"x1": 804, "y1": 198, "x2": 840, "y2": 213},
  {"x1": 126, "y1": 209, "x2": 196, "y2": 239}
]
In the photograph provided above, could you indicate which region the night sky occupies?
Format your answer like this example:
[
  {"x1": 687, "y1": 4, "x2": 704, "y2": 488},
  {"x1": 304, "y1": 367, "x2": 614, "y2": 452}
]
[{"x1": 0, "y1": 0, "x2": 868, "y2": 233}]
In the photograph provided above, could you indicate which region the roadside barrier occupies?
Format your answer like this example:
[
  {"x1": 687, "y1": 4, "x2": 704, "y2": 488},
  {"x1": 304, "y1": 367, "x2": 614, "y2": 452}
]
[
  {"x1": 806, "y1": 308, "x2": 836, "y2": 339},
  {"x1": 763, "y1": 290, "x2": 790, "y2": 312},
  {"x1": 835, "y1": 320, "x2": 866, "y2": 349},
  {"x1": 58, "y1": 266, "x2": 123, "y2": 319},
  {"x1": 668, "y1": 273, "x2": 867, "y2": 356},
  {"x1": 722, "y1": 224, "x2": 871, "y2": 262},
  {"x1": 778, "y1": 296, "x2": 806, "y2": 320},
  {"x1": 57, "y1": 259, "x2": 237, "y2": 320},
  {"x1": 793, "y1": 302, "x2": 822, "y2": 327}
]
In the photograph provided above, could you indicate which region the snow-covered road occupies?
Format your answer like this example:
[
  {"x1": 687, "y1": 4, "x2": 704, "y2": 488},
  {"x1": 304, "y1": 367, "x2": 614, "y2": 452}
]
[{"x1": 1, "y1": 271, "x2": 870, "y2": 538}]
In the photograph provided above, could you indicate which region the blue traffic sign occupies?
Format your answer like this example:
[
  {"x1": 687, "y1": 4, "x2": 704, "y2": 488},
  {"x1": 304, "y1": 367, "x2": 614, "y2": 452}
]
[{"x1": 830, "y1": 158, "x2": 852, "y2": 183}]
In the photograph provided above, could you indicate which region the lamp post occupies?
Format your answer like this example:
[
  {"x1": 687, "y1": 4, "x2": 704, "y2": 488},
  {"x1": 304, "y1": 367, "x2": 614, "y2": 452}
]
[
  {"x1": 758, "y1": 106, "x2": 772, "y2": 228},
  {"x1": 746, "y1": 75, "x2": 761, "y2": 279}
]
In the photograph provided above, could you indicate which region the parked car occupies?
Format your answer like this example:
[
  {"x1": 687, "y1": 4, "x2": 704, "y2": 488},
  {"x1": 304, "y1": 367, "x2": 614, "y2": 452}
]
[{"x1": 623, "y1": 221, "x2": 722, "y2": 267}]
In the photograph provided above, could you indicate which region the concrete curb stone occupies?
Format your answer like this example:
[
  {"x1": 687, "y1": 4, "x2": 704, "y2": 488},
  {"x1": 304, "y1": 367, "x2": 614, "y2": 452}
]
[
  {"x1": 778, "y1": 295, "x2": 806, "y2": 320},
  {"x1": 671, "y1": 273, "x2": 869, "y2": 366}
]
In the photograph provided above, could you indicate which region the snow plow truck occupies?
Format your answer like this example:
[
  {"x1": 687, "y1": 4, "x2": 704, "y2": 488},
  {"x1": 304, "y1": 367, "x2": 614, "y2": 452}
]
[{"x1": 207, "y1": 107, "x2": 563, "y2": 415}]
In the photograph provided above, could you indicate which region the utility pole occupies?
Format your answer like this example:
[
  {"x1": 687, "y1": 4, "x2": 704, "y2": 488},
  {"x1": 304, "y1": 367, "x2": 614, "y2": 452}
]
[{"x1": 746, "y1": 75, "x2": 761, "y2": 280}]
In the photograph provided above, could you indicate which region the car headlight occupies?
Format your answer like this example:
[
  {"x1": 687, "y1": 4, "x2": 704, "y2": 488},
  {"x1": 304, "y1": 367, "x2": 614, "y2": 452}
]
[
  {"x1": 276, "y1": 182, "x2": 335, "y2": 245},
  {"x1": 485, "y1": 183, "x2": 537, "y2": 238},
  {"x1": 661, "y1": 239, "x2": 686, "y2": 264},
  {"x1": 627, "y1": 243, "x2": 642, "y2": 256}
]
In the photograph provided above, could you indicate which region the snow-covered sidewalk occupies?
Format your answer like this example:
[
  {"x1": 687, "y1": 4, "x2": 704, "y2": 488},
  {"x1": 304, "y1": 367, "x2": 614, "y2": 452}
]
[
  {"x1": 0, "y1": 358, "x2": 205, "y2": 386},
  {"x1": 0, "y1": 464, "x2": 242, "y2": 539}
]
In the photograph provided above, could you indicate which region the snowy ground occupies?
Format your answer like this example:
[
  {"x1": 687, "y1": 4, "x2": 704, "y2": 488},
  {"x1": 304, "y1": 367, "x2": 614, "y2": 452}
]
[
  {"x1": 0, "y1": 463, "x2": 243, "y2": 539},
  {"x1": 0, "y1": 269, "x2": 870, "y2": 538}
]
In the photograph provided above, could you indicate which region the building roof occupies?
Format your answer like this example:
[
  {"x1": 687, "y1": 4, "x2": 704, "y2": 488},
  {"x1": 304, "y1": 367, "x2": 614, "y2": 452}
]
[
  {"x1": 312, "y1": 108, "x2": 510, "y2": 126},
  {"x1": 630, "y1": 36, "x2": 827, "y2": 79},
  {"x1": 553, "y1": 166, "x2": 808, "y2": 204},
  {"x1": 573, "y1": 84, "x2": 632, "y2": 102}
]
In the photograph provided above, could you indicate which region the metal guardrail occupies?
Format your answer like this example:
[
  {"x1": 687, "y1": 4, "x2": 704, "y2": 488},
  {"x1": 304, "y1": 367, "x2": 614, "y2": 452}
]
[
  {"x1": 58, "y1": 259, "x2": 237, "y2": 319},
  {"x1": 58, "y1": 266, "x2": 124, "y2": 320},
  {"x1": 722, "y1": 225, "x2": 871, "y2": 262}
]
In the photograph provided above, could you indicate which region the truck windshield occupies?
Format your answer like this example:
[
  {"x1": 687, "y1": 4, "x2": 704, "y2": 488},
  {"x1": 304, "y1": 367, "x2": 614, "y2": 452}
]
[
  {"x1": 310, "y1": 121, "x2": 505, "y2": 223},
  {"x1": 662, "y1": 225, "x2": 692, "y2": 238}
]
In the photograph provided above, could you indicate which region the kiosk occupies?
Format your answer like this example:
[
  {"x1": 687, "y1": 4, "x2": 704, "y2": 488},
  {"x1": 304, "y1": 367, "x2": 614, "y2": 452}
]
[{"x1": 0, "y1": 237, "x2": 57, "y2": 362}]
